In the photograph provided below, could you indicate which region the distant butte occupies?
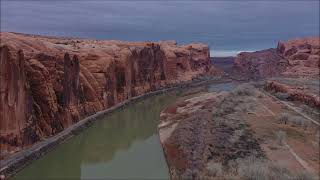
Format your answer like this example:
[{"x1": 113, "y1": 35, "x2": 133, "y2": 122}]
[{"x1": 233, "y1": 37, "x2": 319, "y2": 80}]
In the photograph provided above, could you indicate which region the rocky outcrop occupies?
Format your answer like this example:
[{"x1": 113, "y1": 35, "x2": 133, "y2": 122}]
[
  {"x1": 233, "y1": 49, "x2": 287, "y2": 80},
  {"x1": 233, "y1": 37, "x2": 319, "y2": 79},
  {"x1": 0, "y1": 32, "x2": 215, "y2": 158},
  {"x1": 277, "y1": 37, "x2": 320, "y2": 78},
  {"x1": 264, "y1": 80, "x2": 320, "y2": 108}
]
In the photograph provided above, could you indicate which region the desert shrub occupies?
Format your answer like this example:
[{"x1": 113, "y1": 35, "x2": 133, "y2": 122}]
[
  {"x1": 229, "y1": 129, "x2": 244, "y2": 143},
  {"x1": 274, "y1": 92, "x2": 289, "y2": 100},
  {"x1": 232, "y1": 84, "x2": 256, "y2": 97},
  {"x1": 227, "y1": 160, "x2": 238, "y2": 175},
  {"x1": 289, "y1": 116, "x2": 305, "y2": 127},
  {"x1": 180, "y1": 168, "x2": 193, "y2": 180},
  {"x1": 213, "y1": 117, "x2": 224, "y2": 127},
  {"x1": 294, "y1": 171, "x2": 317, "y2": 180},
  {"x1": 301, "y1": 105, "x2": 312, "y2": 114},
  {"x1": 220, "y1": 100, "x2": 236, "y2": 114},
  {"x1": 220, "y1": 156, "x2": 318, "y2": 180},
  {"x1": 237, "y1": 156, "x2": 293, "y2": 180},
  {"x1": 301, "y1": 105, "x2": 320, "y2": 116},
  {"x1": 237, "y1": 102, "x2": 255, "y2": 112},
  {"x1": 213, "y1": 108, "x2": 224, "y2": 117},
  {"x1": 213, "y1": 88, "x2": 257, "y2": 118},
  {"x1": 276, "y1": 113, "x2": 289, "y2": 124},
  {"x1": 267, "y1": 163, "x2": 293, "y2": 180},
  {"x1": 207, "y1": 162, "x2": 223, "y2": 177},
  {"x1": 237, "y1": 156, "x2": 269, "y2": 180},
  {"x1": 213, "y1": 95, "x2": 238, "y2": 116},
  {"x1": 301, "y1": 120, "x2": 312, "y2": 130},
  {"x1": 275, "y1": 130, "x2": 286, "y2": 146},
  {"x1": 257, "y1": 92, "x2": 265, "y2": 98},
  {"x1": 224, "y1": 175, "x2": 239, "y2": 180}
]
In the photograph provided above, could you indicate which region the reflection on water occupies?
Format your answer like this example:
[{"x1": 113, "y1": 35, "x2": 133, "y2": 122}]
[
  {"x1": 13, "y1": 93, "x2": 178, "y2": 180},
  {"x1": 81, "y1": 134, "x2": 165, "y2": 179}
]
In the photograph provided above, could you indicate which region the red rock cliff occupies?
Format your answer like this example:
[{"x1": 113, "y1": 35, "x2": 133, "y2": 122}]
[
  {"x1": 264, "y1": 80, "x2": 320, "y2": 108},
  {"x1": 277, "y1": 37, "x2": 320, "y2": 78},
  {"x1": 233, "y1": 37, "x2": 319, "y2": 79},
  {"x1": 233, "y1": 48, "x2": 287, "y2": 80},
  {"x1": 0, "y1": 46, "x2": 36, "y2": 153},
  {"x1": 0, "y1": 32, "x2": 214, "y2": 157}
]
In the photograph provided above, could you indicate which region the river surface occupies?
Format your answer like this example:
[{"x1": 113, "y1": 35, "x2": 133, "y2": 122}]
[
  {"x1": 12, "y1": 82, "x2": 237, "y2": 179},
  {"x1": 13, "y1": 93, "x2": 179, "y2": 180},
  {"x1": 207, "y1": 82, "x2": 237, "y2": 93}
]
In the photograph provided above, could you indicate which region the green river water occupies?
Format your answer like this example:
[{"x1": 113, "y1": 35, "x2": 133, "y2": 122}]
[{"x1": 12, "y1": 82, "x2": 236, "y2": 179}]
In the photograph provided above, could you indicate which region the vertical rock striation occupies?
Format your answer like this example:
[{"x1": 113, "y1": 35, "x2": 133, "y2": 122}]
[
  {"x1": 0, "y1": 32, "x2": 216, "y2": 158},
  {"x1": 0, "y1": 46, "x2": 36, "y2": 155},
  {"x1": 62, "y1": 53, "x2": 81, "y2": 127}
]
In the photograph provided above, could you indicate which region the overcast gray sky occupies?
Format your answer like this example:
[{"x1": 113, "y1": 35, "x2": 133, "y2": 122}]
[{"x1": 1, "y1": 1, "x2": 319, "y2": 55}]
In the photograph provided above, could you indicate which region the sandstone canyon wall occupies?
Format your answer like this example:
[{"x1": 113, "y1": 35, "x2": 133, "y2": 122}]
[
  {"x1": 233, "y1": 37, "x2": 319, "y2": 79},
  {"x1": 0, "y1": 32, "x2": 214, "y2": 157},
  {"x1": 277, "y1": 37, "x2": 320, "y2": 78}
]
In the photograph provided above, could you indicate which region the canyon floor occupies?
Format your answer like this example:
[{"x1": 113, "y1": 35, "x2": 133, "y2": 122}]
[{"x1": 158, "y1": 82, "x2": 319, "y2": 179}]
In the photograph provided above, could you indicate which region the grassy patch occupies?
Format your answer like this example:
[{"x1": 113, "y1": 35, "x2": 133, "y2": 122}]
[{"x1": 204, "y1": 156, "x2": 318, "y2": 180}]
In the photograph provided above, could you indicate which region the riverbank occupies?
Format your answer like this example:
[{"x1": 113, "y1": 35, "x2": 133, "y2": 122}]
[
  {"x1": 158, "y1": 83, "x2": 319, "y2": 179},
  {"x1": 0, "y1": 77, "x2": 229, "y2": 178}
]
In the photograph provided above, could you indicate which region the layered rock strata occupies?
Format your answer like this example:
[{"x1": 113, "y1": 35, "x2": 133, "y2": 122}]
[
  {"x1": 265, "y1": 80, "x2": 320, "y2": 108},
  {"x1": 233, "y1": 37, "x2": 319, "y2": 79},
  {"x1": 0, "y1": 32, "x2": 215, "y2": 158}
]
